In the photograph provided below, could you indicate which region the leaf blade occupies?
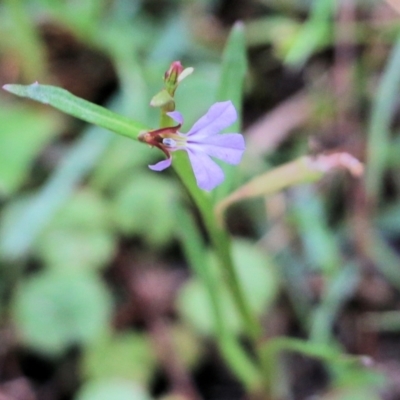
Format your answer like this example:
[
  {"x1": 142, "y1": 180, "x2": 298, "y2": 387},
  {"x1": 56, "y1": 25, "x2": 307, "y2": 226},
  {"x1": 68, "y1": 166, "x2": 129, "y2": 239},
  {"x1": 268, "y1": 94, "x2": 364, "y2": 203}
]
[
  {"x1": 2, "y1": 83, "x2": 148, "y2": 140},
  {"x1": 214, "y1": 21, "x2": 248, "y2": 200}
]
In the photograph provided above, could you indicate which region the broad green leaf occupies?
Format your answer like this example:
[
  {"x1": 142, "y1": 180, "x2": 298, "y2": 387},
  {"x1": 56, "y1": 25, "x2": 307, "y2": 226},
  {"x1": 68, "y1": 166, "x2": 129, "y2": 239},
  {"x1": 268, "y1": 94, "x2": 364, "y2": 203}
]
[
  {"x1": 0, "y1": 106, "x2": 59, "y2": 196},
  {"x1": 179, "y1": 279, "x2": 240, "y2": 335},
  {"x1": 2, "y1": 84, "x2": 147, "y2": 140},
  {"x1": 34, "y1": 190, "x2": 116, "y2": 271},
  {"x1": 110, "y1": 172, "x2": 178, "y2": 246},
  {"x1": 12, "y1": 270, "x2": 112, "y2": 356},
  {"x1": 75, "y1": 379, "x2": 152, "y2": 400},
  {"x1": 82, "y1": 333, "x2": 156, "y2": 385},
  {"x1": 37, "y1": 230, "x2": 115, "y2": 271}
]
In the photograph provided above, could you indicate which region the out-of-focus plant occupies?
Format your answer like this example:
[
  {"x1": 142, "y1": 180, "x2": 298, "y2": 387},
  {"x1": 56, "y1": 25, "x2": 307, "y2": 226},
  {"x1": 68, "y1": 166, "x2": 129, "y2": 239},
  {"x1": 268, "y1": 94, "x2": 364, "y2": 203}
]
[
  {"x1": 2, "y1": 19, "x2": 370, "y2": 399},
  {"x1": 1, "y1": 1, "x2": 398, "y2": 399}
]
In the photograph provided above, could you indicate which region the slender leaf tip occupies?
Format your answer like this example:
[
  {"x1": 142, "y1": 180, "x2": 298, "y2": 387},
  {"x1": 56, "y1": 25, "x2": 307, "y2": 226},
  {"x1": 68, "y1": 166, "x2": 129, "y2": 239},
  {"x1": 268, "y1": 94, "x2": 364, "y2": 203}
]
[
  {"x1": 2, "y1": 83, "x2": 12, "y2": 92},
  {"x1": 2, "y1": 81, "x2": 40, "y2": 96},
  {"x1": 233, "y1": 20, "x2": 244, "y2": 31}
]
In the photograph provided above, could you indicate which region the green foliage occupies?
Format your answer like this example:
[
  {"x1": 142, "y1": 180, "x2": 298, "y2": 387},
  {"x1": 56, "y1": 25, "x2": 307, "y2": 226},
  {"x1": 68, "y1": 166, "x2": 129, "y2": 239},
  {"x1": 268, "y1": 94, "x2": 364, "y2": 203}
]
[
  {"x1": 366, "y1": 33, "x2": 400, "y2": 200},
  {"x1": 0, "y1": 0, "x2": 399, "y2": 398},
  {"x1": 214, "y1": 21, "x2": 247, "y2": 199},
  {"x1": 0, "y1": 107, "x2": 59, "y2": 196},
  {"x1": 1, "y1": 0, "x2": 47, "y2": 81},
  {"x1": 12, "y1": 270, "x2": 112, "y2": 356},
  {"x1": 289, "y1": 185, "x2": 340, "y2": 274},
  {"x1": 3, "y1": 84, "x2": 147, "y2": 141},
  {"x1": 34, "y1": 189, "x2": 116, "y2": 271},
  {"x1": 82, "y1": 333, "x2": 156, "y2": 385},
  {"x1": 284, "y1": 0, "x2": 335, "y2": 66},
  {"x1": 75, "y1": 379, "x2": 152, "y2": 400},
  {"x1": 178, "y1": 239, "x2": 278, "y2": 335},
  {"x1": 90, "y1": 136, "x2": 154, "y2": 191},
  {"x1": 0, "y1": 122, "x2": 114, "y2": 260},
  {"x1": 174, "y1": 64, "x2": 220, "y2": 128},
  {"x1": 110, "y1": 172, "x2": 179, "y2": 246}
]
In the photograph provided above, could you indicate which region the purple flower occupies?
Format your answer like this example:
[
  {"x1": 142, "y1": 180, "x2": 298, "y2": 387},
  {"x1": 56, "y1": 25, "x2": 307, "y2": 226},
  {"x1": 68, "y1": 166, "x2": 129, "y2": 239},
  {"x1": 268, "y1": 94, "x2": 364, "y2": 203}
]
[{"x1": 139, "y1": 101, "x2": 245, "y2": 191}]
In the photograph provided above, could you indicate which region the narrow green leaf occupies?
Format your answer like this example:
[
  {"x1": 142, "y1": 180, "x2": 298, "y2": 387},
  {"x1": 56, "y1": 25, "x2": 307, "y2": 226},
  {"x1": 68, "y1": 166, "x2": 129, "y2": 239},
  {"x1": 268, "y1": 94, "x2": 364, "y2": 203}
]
[
  {"x1": 215, "y1": 156, "x2": 323, "y2": 225},
  {"x1": 214, "y1": 21, "x2": 247, "y2": 200},
  {"x1": 261, "y1": 337, "x2": 353, "y2": 366},
  {"x1": 2, "y1": 83, "x2": 147, "y2": 140},
  {"x1": 216, "y1": 21, "x2": 247, "y2": 123},
  {"x1": 310, "y1": 264, "x2": 359, "y2": 344},
  {"x1": 260, "y1": 336, "x2": 369, "y2": 398},
  {"x1": 369, "y1": 232, "x2": 400, "y2": 291},
  {"x1": 215, "y1": 153, "x2": 363, "y2": 225},
  {"x1": 12, "y1": 270, "x2": 112, "y2": 356},
  {"x1": 366, "y1": 33, "x2": 400, "y2": 200},
  {"x1": 284, "y1": 0, "x2": 335, "y2": 66},
  {"x1": 220, "y1": 337, "x2": 262, "y2": 393}
]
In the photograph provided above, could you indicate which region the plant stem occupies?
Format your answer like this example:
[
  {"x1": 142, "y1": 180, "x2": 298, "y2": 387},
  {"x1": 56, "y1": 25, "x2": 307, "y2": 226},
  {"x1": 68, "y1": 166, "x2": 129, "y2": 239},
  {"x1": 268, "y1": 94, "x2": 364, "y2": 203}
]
[
  {"x1": 173, "y1": 153, "x2": 261, "y2": 341},
  {"x1": 161, "y1": 117, "x2": 263, "y2": 395}
]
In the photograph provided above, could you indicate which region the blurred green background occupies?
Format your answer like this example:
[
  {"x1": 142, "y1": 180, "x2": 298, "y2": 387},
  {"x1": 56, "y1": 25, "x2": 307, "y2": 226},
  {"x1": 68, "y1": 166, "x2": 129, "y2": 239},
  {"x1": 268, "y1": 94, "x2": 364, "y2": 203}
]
[{"x1": 1, "y1": 0, "x2": 400, "y2": 399}]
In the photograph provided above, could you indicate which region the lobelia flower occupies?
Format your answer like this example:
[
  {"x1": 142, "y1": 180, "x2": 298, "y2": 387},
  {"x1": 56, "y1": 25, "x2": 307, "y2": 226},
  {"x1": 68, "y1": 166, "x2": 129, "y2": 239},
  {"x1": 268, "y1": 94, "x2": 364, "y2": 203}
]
[{"x1": 138, "y1": 101, "x2": 246, "y2": 191}]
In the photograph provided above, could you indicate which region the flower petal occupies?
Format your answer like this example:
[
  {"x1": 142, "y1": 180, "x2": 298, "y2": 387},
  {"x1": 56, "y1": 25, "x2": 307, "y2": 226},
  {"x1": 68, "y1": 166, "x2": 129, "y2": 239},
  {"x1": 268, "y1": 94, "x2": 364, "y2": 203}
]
[
  {"x1": 187, "y1": 149, "x2": 225, "y2": 191},
  {"x1": 188, "y1": 133, "x2": 245, "y2": 164},
  {"x1": 149, "y1": 157, "x2": 172, "y2": 171},
  {"x1": 187, "y1": 101, "x2": 237, "y2": 138},
  {"x1": 166, "y1": 111, "x2": 184, "y2": 125}
]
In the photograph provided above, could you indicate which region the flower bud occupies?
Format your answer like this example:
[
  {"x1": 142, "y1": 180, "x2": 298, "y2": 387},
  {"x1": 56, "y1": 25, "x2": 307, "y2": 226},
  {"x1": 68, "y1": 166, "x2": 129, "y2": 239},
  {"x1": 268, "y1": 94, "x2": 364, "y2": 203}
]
[{"x1": 164, "y1": 61, "x2": 193, "y2": 96}]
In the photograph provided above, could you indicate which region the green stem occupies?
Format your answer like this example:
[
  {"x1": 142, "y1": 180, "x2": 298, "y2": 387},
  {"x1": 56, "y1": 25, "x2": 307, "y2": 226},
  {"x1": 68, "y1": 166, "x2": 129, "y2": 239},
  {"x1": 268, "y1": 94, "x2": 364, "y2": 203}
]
[
  {"x1": 176, "y1": 207, "x2": 261, "y2": 391},
  {"x1": 160, "y1": 113, "x2": 263, "y2": 394},
  {"x1": 171, "y1": 154, "x2": 270, "y2": 397},
  {"x1": 173, "y1": 153, "x2": 260, "y2": 341}
]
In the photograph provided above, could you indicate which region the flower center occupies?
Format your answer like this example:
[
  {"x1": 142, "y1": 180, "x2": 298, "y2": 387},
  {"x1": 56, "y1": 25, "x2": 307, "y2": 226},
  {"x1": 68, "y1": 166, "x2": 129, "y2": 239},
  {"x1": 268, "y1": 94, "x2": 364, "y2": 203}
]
[
  {"x1": 161, "y1": 133, "x2": 187, "y2": 150},
  {"x1": 162, "y1": 138, "x2": 176, "y2": 147}
]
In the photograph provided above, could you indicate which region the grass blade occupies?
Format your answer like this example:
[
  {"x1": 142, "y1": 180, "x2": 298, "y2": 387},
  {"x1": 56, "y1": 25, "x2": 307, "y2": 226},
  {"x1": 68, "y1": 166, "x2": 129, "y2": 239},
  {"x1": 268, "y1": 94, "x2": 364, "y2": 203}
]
[
  {"x1": 366, "y1": 33, "x2": 400, "y2": 200},
  {"x1": 214, "y1": 21, "x2": 247, "y2": 200}
]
